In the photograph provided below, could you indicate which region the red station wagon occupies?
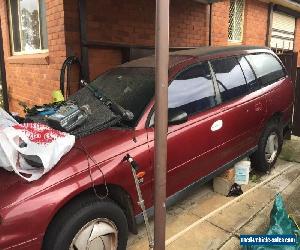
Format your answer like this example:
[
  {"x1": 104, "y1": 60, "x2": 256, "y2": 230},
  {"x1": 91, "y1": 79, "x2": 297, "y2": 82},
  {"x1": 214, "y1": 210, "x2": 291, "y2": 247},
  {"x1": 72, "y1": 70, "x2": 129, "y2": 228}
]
[{"x1": 0, "y1": 46, "x2": 294, "y2": 250}]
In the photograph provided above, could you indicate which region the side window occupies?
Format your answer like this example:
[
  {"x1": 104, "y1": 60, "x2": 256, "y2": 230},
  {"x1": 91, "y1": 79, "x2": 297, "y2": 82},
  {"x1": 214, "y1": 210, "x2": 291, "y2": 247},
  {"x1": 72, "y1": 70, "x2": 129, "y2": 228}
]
[
  {"x1": 168, "y1": 63, "x2": 216, "y2": 116},
  {"x1": 211, "y1": 57, "x2": 248, "y2": 103},
  {"x1": 245, "y1": 53, "x2": 286, "y2": 86},
  {"x1": 237, "y1": 56, "x2": 259, "y2": 91}
]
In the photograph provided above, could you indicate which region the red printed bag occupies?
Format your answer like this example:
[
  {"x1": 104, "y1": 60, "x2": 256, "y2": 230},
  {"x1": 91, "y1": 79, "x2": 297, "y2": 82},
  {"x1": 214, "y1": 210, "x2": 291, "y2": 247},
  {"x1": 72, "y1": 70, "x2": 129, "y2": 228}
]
[{"x1": 0, "y1": 123, "x2": 75, "y2": 182}]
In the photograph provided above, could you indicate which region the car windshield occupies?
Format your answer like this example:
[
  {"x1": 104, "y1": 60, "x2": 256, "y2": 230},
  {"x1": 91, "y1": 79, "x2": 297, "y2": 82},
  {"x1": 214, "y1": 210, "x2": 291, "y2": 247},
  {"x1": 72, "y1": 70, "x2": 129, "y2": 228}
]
[{"x1": 90, "y1": 67, "x2": 155, "y2": 126}]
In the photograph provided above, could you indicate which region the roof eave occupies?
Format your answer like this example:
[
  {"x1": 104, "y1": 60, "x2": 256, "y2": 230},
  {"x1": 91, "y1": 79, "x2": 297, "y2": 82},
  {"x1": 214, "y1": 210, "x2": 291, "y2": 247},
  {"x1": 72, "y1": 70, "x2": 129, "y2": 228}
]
[{"x1": 260, "y1": 0, "x2": 300, "y2": 13}]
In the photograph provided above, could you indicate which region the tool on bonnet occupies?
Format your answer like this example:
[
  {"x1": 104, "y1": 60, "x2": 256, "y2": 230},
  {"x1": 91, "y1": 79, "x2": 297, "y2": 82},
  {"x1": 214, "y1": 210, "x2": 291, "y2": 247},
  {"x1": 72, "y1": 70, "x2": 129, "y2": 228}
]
[
  {"x1": 46, "y1": 103, "x2": 91, "y2": 132},
  {"x1": 81, "y1": 80, "x2": 134, "y2": 122},
  {"x1": 123, "y1": 154, "x2": 154, "y2": 250}
]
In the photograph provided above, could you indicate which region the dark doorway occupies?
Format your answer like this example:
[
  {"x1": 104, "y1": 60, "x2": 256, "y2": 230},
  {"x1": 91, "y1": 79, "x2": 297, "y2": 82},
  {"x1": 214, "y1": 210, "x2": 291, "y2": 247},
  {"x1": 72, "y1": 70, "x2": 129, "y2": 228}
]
[
  {"x1": 293, "y1": 68, "x2": 300, "y2": 136},
  {"x1": 276, "y1": 51, "x2": 299, "y2": 136},
  {"x1": 0, "y1": 20, "x2": 8, "y2": 111}
]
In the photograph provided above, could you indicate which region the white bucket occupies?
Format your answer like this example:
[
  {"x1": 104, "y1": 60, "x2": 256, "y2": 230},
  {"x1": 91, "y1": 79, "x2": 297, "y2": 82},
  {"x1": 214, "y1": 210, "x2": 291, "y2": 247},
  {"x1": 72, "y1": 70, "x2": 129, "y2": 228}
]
[{"x1": 234, "y1": 160, "x2": 251, "y2": 185}]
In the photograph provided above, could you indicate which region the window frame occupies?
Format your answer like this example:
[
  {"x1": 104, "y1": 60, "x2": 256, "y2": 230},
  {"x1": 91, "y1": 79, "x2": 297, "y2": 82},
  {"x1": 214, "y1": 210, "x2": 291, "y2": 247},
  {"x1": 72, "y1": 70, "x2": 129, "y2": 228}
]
[
  {"x1": 146, "y1": 61, "x2": 219, "y2": 128},
  {"x1": 8, "y1": 0, "x2": 48, "y2": 55},
  {"x1": 228, "y1": 0, "x2": 245, "y2": 43},
  {"x1": 168, "y1": 62, "x2": 218, "y2": 117},
  {"x1": 209, "y1": 56, "x2": 251, "y2": 104}
]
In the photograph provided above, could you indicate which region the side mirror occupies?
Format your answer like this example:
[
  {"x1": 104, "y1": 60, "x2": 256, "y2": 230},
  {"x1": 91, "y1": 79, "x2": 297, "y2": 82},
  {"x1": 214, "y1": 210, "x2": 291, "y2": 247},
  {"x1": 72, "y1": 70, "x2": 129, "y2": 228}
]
[
  {"x1": 168, "y1": 109, "x2": 188, "y2": 125},
  {"x1": 148, "y1": 109, "x2": 188, "y2": 127}
]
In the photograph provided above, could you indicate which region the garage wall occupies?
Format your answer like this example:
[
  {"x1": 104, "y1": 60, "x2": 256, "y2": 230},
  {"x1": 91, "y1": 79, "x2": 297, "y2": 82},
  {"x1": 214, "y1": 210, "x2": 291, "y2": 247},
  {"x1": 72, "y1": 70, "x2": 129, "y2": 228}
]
[{"x1": 64, "y1": 0, "x2": 208, "y2": 80}]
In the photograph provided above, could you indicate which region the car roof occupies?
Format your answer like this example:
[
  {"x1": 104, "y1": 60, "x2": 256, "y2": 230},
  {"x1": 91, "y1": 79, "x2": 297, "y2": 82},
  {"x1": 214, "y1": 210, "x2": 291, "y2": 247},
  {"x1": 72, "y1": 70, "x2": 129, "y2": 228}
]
[{"x1": 119, "y1": 45, "x2": 271, "y2": 69}]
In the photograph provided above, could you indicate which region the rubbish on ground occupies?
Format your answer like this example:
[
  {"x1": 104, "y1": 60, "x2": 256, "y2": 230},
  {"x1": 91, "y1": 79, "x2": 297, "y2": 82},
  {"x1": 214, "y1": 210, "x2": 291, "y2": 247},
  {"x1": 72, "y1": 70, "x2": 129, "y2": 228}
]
[
  {"x1": 227, "y1": 183, "x2": 243, "y2": 197},
  {"x1": 235, "y1": 160, "x2": 251, "y2": 185},
  {"x1": 250, "y1": 173, "x2": 260, "y2": 183},
  {"x1": 0, "y1": 123, "x2": 75, "y2": 182},
  {"x1": 243, "y1": 194, "x2": 300, "y2": 249}
]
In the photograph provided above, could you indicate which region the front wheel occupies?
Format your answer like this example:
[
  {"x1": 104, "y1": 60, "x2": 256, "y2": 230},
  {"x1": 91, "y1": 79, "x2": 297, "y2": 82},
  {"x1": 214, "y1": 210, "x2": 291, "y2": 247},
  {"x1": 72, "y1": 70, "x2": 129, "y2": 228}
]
[
  {"x1": 43, "y1": 196, "x2": 128, "y2": 250},
  {"x1": 250, "y1": 121, "x2": 283, "y2": 172}
]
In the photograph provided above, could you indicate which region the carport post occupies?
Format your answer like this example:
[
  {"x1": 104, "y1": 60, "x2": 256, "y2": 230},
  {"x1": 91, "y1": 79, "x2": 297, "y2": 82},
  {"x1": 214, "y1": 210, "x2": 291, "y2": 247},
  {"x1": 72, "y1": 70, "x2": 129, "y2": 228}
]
[{"x1": 154, "y1": 0, "x2": 170, "y2": 249}]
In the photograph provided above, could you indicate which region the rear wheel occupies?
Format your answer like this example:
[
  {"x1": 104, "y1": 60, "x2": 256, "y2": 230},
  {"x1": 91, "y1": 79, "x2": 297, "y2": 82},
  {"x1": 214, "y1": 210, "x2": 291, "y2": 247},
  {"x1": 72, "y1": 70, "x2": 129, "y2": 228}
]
[
  {"x1": 43, "y1": 195, "x2": 128, "y2": 250},
  {"x1": 250, "y1": 121, "x2": 283, "y2": 172}
]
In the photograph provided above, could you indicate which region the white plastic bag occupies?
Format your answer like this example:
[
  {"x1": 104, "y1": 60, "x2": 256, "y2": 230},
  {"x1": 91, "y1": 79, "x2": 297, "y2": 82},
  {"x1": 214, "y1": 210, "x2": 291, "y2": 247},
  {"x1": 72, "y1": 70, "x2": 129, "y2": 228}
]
[
  {"x1": 0, "y1": 108, "x2": 18, "y2": 129},
  {"x1": 0, "y1": 108, "x2": 18, "y2": 170},
  {"x1": 0, "y1": 123, "x2": 75, "y2": 182}
]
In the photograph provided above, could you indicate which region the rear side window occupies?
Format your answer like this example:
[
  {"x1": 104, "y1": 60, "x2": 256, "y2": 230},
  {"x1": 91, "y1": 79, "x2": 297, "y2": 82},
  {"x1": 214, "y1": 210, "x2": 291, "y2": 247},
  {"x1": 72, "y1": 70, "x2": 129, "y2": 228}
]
[
  {"x1": 245, "y1": 53, "x2": 285, "y2": 86},
  {"x1": 211, "y1": 57, "x2": 248, "y2": 102},
  {"x1": 237, "y1": 56, "x2": 259, "y2": 91},
  {"x1": 168, "y1": 62, "x2": 216, "y2": 116}
]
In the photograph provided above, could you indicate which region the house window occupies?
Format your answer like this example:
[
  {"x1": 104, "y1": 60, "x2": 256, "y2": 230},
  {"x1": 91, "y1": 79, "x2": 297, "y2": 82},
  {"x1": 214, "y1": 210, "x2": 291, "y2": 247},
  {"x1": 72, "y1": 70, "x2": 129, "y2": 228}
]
[
  {"x1": 228, "y1": 0, "x2": 245, "y2": 42},
  {"x1": 9, "y1": 0, "x2": 48, "y2": 55}
]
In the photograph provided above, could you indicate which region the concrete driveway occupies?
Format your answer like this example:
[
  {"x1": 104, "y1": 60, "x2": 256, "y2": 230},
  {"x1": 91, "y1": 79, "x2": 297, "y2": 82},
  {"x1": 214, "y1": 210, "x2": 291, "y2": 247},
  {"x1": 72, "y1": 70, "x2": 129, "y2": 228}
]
[{"x1": 128, "y1": 141, "x2": 300, "y2": 250}]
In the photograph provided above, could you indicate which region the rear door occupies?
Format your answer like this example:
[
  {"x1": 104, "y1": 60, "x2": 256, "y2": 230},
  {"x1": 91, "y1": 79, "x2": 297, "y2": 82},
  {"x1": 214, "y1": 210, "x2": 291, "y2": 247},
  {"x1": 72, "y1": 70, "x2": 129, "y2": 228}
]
[
  {"x1": 208, "y1": 56, "x2": 267, "y2": 167},
  {"x1": 245, "y1": 53, "x2": 292, "y2": 125}
]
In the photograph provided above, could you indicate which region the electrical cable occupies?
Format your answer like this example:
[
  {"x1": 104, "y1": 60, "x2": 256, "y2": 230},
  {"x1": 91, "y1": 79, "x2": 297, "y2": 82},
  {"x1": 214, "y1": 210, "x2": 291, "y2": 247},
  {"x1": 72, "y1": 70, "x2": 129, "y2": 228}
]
[{"x1": 74, "y1": 139, "x2": 109, "y2": 200}]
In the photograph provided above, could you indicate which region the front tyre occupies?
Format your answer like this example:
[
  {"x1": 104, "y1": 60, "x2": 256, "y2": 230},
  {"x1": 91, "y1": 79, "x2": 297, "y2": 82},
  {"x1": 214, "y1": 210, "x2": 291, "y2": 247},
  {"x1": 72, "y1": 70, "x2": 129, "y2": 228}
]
[
  {"x1": 251, "y1": 121, "x2": 283, "y2": 172},
  {"x1": 43, "y1": 196, "x2": 128, "y2": 250}
]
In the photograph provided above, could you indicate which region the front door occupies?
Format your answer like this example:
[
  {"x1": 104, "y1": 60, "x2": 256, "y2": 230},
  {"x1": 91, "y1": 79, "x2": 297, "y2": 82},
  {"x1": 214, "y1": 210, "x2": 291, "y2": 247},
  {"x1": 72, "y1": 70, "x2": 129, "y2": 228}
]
[{"x1": 147, "y1": 62, "x2": 222, "y2": 196}]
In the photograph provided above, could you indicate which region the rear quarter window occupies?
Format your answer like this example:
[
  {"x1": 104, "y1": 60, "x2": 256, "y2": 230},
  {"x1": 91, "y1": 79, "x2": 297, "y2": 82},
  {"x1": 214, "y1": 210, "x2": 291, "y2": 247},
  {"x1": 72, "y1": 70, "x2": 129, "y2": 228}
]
[{"x1": 245, "y1": 53, "x2": 286, "y2": 87}]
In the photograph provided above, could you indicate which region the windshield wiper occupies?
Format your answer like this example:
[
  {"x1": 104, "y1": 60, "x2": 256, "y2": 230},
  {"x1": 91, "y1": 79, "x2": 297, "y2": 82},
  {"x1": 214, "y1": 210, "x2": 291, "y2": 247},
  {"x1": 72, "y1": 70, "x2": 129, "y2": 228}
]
[{"x1": 81, "y1": 80, "x2": 134, "y2": 121}]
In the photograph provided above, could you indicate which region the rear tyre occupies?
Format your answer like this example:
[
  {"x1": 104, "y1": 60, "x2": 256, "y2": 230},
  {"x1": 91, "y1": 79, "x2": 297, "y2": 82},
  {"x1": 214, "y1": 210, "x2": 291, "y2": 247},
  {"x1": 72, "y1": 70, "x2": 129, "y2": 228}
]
[
  {"x1": 250, "y1": 121, "x2": 283, "y2": 172},
  {"x1": 43, "y1": 195, "x2": 128, "y2": 250}
]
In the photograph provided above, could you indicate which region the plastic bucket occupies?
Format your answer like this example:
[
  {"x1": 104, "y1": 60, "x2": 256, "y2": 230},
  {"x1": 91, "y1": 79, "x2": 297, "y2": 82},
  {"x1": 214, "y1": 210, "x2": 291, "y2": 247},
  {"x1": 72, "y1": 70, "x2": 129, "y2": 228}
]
[{"x1": 234, "y1": 160, "x2": 251, "y2": 185}]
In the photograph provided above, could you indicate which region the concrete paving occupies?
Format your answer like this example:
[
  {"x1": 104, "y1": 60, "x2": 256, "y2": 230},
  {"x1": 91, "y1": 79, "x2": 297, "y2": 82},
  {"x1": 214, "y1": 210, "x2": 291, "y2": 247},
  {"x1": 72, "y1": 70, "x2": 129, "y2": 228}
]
[{"x1": 128, "y1": 138, "x2": 300, "y2": 250}]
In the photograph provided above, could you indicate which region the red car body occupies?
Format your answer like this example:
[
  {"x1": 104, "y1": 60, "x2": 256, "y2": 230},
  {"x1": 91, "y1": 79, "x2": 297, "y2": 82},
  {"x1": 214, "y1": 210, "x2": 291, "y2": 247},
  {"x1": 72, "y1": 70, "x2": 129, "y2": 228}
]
[{"x1": 0, "y1": 46, "x2": 294, "y2": 249}]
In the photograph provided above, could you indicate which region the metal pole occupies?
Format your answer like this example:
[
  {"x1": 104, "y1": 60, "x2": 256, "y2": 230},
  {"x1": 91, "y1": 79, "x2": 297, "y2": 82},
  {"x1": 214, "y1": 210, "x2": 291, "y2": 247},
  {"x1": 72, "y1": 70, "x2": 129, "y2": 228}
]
[
  {"x1": 78, "y1": 0, "x2": 90, "y2": 82},
  {"x1": 208, "y1": 3, "x2": 212, "y2": 46},
  {"x1": 154, "y1": 0, "x2": 169, "y2": 249},
  {"x1": 265, "y1": 3, "x2": 274, "y2": 47}
]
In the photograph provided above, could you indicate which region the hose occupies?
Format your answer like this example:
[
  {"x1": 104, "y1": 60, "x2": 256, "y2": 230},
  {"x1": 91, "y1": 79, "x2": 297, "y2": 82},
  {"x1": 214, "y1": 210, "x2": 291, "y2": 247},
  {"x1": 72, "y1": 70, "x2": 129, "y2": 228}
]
[{"x1": 60, "y1": 56, "x2": 82, "y2": 99}]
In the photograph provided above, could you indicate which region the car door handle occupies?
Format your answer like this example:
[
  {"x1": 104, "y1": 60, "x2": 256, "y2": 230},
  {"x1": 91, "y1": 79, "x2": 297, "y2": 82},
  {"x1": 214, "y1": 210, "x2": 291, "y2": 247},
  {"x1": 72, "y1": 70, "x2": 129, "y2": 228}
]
[
  {"x1": 211, "y1": 120, "x2": 223, "y2": 132},
  {"x1": 255, "y1": 102, "x2": 263, "y2": 112}
]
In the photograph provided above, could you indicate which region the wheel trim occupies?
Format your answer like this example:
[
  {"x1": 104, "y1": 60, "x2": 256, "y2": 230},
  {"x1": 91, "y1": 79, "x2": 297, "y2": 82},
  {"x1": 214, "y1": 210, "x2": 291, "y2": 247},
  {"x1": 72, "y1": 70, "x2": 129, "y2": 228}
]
[
  {"x1": 265, "y1": 132, "x2": 279, "y2": 164},
  {"x1": 70, "y1": 218, "x2": 118, "y2": 250}
]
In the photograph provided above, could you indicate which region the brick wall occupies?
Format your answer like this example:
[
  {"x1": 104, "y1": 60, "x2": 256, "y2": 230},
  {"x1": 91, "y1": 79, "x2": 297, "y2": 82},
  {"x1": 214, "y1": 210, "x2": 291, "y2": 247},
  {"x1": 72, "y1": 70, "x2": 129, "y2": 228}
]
[
  {"x1": 0, "y1": 0, "x2": 67, "y2": 114},
  {"x1": 243, "y1": 0, "x2": 268, "y2": 46},
  {"x1": 211, "y1": 0, "x2": 268, "y2": 47},
  {"x1": 64, "y1": 0, "x2": 208, "y2": 79},
  {"x1": 211, "y1": 1, "x2": 230, "y2": 46},
  {"x1": 2, "y1": 0, "x2": 300, "y2": 112}
]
